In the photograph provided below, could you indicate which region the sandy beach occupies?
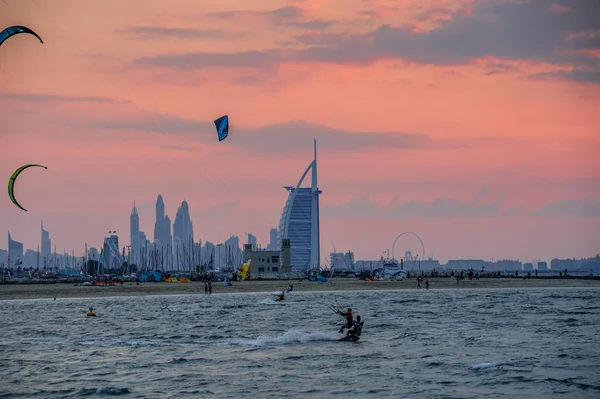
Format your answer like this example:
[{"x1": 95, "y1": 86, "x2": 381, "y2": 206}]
[{"x1": 0, "y1": 277, "x2": 599, "y2": 301}]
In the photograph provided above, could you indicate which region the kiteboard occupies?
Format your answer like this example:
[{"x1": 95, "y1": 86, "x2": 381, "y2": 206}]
[{"x1": 338, "y1": 335, "x2": 360, "y2": 342}]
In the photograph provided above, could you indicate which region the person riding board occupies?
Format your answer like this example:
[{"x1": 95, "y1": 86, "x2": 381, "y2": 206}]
[
  {"x1": 347, "y1": 316, "x2": 363, "y2": 338},
  {"x1": 337, "y1": 308, "x2": 354, "y2": 334},
  {"x1": 276, "y1": 291, "x2": 285, "y2": 301},
  {"x1": 287, "y1": 283, "x2": 294, "y2": 293}
]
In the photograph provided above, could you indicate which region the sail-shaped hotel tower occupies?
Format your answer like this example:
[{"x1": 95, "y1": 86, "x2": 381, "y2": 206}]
[{"x1": 277, "y1": 139, "x2": 322, "y2": 272}]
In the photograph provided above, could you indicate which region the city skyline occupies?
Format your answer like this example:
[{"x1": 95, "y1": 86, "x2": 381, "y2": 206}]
[
  {"x1": 4, "y1": 222, "x2": 599, "y2": 269},
  {"x1": 1, "y1": 0, "x2": 599, "y2": 263}
]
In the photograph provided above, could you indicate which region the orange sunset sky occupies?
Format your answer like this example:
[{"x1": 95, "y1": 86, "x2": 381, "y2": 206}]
[{"x1": 1, "y1": 0, "x2": 599, "y2": 263}]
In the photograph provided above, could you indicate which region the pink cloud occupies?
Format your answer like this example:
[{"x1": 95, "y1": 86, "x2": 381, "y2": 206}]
[{"x1": 1, "y1": 0, "x2": 598, "y2": 262}]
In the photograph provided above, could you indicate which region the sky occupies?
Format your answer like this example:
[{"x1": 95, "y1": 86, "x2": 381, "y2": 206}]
[{"x1": 1, "y1": 0, "x2": 599, "y2": 264}]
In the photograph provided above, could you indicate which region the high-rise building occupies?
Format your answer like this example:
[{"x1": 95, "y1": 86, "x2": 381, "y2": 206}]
[
  {"x1": 103, "y1": 233, "x2": 121, "y2": 270},
  {"x1": 130, "y1": 202, "x2": 140, "y2": 264},
  {"x1": 267, "y1": 227, "x2": 278, "y2": 250},
  {"x1": 153, "y1": 194, "x2": 173, "y2": 263},
  {"x1": 173, "y1": 200, "x2": 194, "y2": 271},
  {"x1": 247, "y1": 233, "x2": 257, "y2": 250},
  {"x1": 7, "y1": 232, "x2": 24, "y2": 268},
  {"x1": 202, "y1": 241, "x2": 215, "y2": 270},
  {"x1": 216, "y1": 236, "x2": 242, "y2": 271},
  {"x1": 330, "y1": 251, "x2": 355, "y2": 272},
  {"x1": 537, "y1": 261, "x2": 548, "y2": 270},
  {"x1": 277, "y1": 139, "x2": 321, "y2": 271},
  {"x1": 41, "y1": 221, "x2": 51, "y2": 267}
]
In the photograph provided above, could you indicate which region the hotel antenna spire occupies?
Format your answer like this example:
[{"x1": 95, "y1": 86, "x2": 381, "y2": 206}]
[{"x1": 312, "y1": 139, "x2": 318, "y2": 191}]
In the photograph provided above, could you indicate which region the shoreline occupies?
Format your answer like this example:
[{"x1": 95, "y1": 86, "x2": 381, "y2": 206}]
[{"x1": 1, "y1": 278, "x2": 599, "y2": 301}]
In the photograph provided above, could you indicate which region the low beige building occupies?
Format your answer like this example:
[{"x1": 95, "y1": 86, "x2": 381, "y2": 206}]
[{"x1": 243, "y1": 239, "x2": 292, "y2": 275}]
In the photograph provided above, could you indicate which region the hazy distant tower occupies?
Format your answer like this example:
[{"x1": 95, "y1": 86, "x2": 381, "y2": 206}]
[
  {"x1": 268, "y1": 227, "x2": 278, "y2": 250},
  {"x1": 41, "y1": 221, "x2": 51, "y2": 266},
  {"x1": 154, "y1": 194, "x2": 173, "y2": 262},
  {"x1": 173, "y1": 200, "x2": 194, "y2": 271},
  {"x1": 130, "y1": 202, "x2": 140, "y2": 265}
]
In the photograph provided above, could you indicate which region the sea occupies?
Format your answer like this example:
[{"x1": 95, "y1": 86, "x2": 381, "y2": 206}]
[{"x1": 0, "y1": 287, "x2": 599, "y2": 398}]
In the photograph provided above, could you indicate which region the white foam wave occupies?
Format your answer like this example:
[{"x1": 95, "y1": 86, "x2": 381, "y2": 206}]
[
  {"x1": 217, "y1": 330, "x2": 338, "y2": 347},
  {"x1": 470, "y1": 362, "x2": 503, "y2": 370}
]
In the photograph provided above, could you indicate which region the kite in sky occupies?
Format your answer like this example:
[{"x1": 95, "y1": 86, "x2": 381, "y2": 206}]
[
  {"x1": 214, "y1": 115, "x2": 229, "y2": 141},
  {"x1": 8, "y1": 164, "x2": 47, "y2": 212},
  {"x1": 0, "y1": 25, "x2": 44, "y2": 47}
]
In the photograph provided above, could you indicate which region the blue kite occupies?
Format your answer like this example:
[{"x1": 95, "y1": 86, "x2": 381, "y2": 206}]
[
  {"x1": 214, "y1": 115, "x2": 229, "y2": 141},
  {"x1": 0, "y1": 26, "x2": 43, "y2": 47}
]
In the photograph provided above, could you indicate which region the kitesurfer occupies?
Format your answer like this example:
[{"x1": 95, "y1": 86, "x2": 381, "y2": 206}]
[
  {"x1": 338, "y1": 308, "x2": 354, "y2": 334},
  {"x1": 347, "y1": 316, "x2": 363, "y2": 338},
  {"x1": 287, "y1": 283, "x2": 293, "y2": 293},
  {"x1": 276, "y1": 291, "x2": 285, "y2": 301}
]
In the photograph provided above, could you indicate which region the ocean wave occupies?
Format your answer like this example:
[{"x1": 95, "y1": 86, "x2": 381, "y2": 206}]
[
  {"x1": 216, "y1": 330, "x2": 338, "y2": 346},
  {"x1": 75, "y1": 387, "x2": 131, "y2": 396},
  {"x1": 470, "y1": 362, "x2": 504, "y2": 370}
]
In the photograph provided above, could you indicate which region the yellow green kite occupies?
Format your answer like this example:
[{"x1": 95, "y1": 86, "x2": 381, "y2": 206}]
[{"x1": 8, "y1": 164, "x2": 47, "y2": 212}]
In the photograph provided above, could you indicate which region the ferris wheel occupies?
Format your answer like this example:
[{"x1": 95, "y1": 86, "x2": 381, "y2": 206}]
[{"x1": 391, "y1": 232, "x2": 425, "y2": 265}]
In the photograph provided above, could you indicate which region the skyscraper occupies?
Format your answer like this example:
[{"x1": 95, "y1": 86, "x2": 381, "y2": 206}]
[
  {"x1": 130, "y1": 202, "x2": 140, "y2": 264},
  {"x1": 267, "y1": 227, "x2": 278, "y2": 250},
  {"x1": 7, "y1": 232, "x2": 24, "y2": 268},
  {"x1": 278, "y1": 139, "x2": 321, "y2": 271},
  {"x1": 221, "y1": 236, "x2": 241, "y2": 270},
  {"x1": 103, "y1": 233, "x2": 121, "y2": 270},
  {"x1": 153, "y1": 194, "x2": 172, "y2": 263},
  {"x1": 202, "y1": 241, "x2": 215, "y2": 270},
  {"x1": 247, "y1": 233, "x2": 257, "y2": 250},
  {"x1": 173, "y1": 200, "x2": 194, "y2": 271},
  {"x1": 41, "y1": 221, "x2": 51, "y2": 267}
]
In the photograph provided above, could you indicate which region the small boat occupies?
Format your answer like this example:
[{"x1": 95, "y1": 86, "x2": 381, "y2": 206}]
[{"x1": 376, "y1": 258, "x2": 408, "y2": 279}]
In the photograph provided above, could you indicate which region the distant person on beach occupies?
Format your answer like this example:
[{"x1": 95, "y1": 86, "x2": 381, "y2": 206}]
[
  {"x1": 208, "y1": 282, "x2": 212, "y2": 294},
  {"x1": 204, "y1": 282, "x2": 208, "y2": 294},
  {"x1": 417, "y1": 278, "x2": 421, "y2": 289},
  {"x1": 456, "y1": 275, "x2": 460, "y2": 285},
  {"x1": 425, "y1": 280, "x2": 429, "y2": 289}
]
